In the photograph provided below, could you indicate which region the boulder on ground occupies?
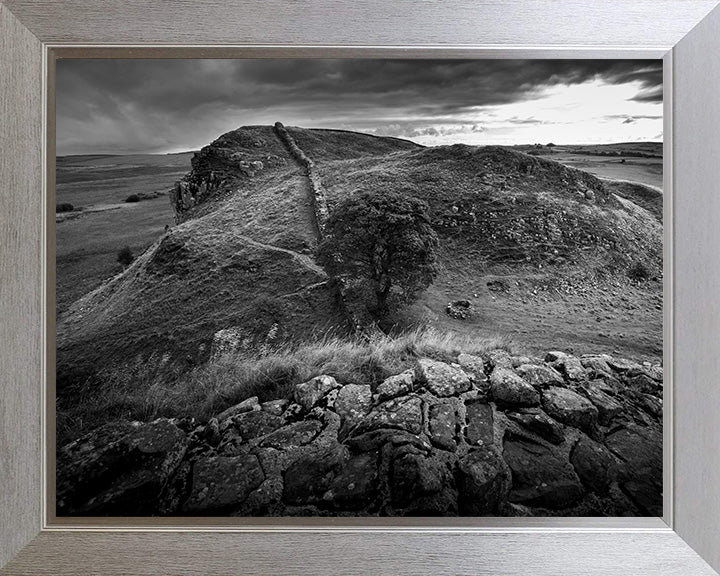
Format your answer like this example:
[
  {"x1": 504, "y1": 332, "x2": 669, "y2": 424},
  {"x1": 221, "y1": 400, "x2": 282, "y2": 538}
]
[
  {"x1": 554, "y1": 355, "x2": 587, "y2": 381},
  {"x1": 375, "y1": 370, "x2": 415, "y2": 403},
  {"x1": 183, "y1": 454, "x2": 264, "y2": 514},
  {"x1": 283, "y1": 444, "x2": 347, "y2": 505},
  {"x1": 390, "y1": 446, "x2": 457, "y2": 515},
  {"x1": 57, "y1": 419, "x2": 188, "y2": 516},
  {"x1": 544, "y1": 351, "x2": 567, "y2": 363},
  {"x1": 570, "y1": 435, "x2": 618, "y2": 494},
  {"x1": 415, "y1": 358, "x2": 471, "y2": 397},
  {"x1": 515, "y1": 364, "x2": 564, "y2": 388},
  {"x1": 325, "y1": 451, "x2": 379, "y2": 508},
  {"x1": 580, "y1": 381, "x2": 624, "y2": 426},
  {"x1": 457, "y1": 353, "x2": 490, "y2": 392},
  {"x1": 294, "y1": 375, "x2": 338, "y2": 410},
  {"x1": 428, "y1": 402, "x2": 458, "y2": 451},
  {"x1": 604, "y1": 424, "x2": 663, "y2": 516},
  {"x1": 488, "y1": 349, "x2": 514, "y2": 370},
  {"x1": 627, "y1": 374, "x2": 662, "y2": 396},
  {"x1": 507, "y1": 408, "x2": 565, "y2": 445},
  {"x1": 457, "y1": 353, "x2": 487, "y2": 377},
  {"x1": 350, "y1": 395, "x2": 424, "y2": 436},
  {"x1": 456, "y1": 447, "x2": 511, "y2": 515},
  {"x1": 581, "y1": 356, "x2": 613, "y2": 376},
  {"x1": 542, "y1": 386, "x2": 599, "y2": 436},
  {"x1": 489, "y1": 368, "x2": 540, "y2": 407},
  {"x1": 605, "y1": 357, "x2": 641, "y2": 373},
  {"x1": 333, "y1": 383, "x2": 372, "y2": 425},
  {"x1": 503, "y1": 438, "x2": 584, "y2": 509},
  {"x1": 216, "y1": 396, "x2": 259, "y2": 421},
  {"x1": 464, "y1": 401, "x2": 495, "y2": 447}
]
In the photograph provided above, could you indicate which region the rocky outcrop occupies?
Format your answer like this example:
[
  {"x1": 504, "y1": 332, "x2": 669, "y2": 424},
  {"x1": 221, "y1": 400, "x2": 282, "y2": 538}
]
[
  {"x1": 169, "y1": 171, "x2": 225, "y2": 223},
  {"x1": 169, "y1": 126, "x2": 288, "y2": 223},
  {"x1": 57, "y1": 350, "x2": 663, "y2": 517}
]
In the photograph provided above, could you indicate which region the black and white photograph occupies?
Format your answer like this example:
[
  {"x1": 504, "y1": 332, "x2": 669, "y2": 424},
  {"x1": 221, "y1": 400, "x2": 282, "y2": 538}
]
[{"x1": 55, "y1": 58, "x2": 664, "y2": 518}]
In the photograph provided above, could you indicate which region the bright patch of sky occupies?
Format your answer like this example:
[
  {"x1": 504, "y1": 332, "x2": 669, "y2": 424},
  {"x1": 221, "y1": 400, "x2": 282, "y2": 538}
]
[{"x1": 368, "y1": 79, "x2": 662, "y2": 146}]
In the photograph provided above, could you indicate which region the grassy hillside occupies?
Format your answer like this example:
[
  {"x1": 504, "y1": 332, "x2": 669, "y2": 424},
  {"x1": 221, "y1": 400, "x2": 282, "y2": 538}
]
[
  {"x1": 57, "y1": 126, "x2": 663, "y2": 436},
  {"x1": 286, "y1": 126, "x2": 421, "y2": 160},
  {"x1": 55, "y1": 153, "x2": 193, "y2": 313},
  {"x1": 57, "y1": 162, "x2": 342, "y2": 389},
  {"x1": 310, "y1": 141, "x2": 662, "y2": 360},
  {"x1": 316, "y1": 144, "x2": 660, "y2": 270}
]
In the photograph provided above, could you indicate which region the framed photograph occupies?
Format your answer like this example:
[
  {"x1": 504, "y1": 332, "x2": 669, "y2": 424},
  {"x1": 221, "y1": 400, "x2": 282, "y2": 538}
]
[{"x1": 2, "y1": 1, "x2": 720, "y2": 575}]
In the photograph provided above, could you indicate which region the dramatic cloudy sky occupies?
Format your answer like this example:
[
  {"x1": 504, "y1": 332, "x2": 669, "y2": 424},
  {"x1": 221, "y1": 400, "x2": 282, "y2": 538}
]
[{"x1": 56, "y1": 59, "x2": 662, "y2": 155}]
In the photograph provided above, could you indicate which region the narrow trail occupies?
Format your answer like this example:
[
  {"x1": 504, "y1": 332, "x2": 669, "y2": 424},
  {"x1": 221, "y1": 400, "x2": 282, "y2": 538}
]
[
  {"x1": 234, "y1": 233, "x2": 327, "y2": 278},
  {"x1": 278, "y1": 281, "x2": 329, "y2": 299},
  {"x1": 600, "y1": 177, "x2": 663, "y2": 194}
]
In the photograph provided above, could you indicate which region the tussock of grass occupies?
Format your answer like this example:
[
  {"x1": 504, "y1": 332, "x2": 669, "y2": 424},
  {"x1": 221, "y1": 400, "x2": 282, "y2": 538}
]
[{"x1": 56, "y1": 327, "x2": 517, "y2": 445}]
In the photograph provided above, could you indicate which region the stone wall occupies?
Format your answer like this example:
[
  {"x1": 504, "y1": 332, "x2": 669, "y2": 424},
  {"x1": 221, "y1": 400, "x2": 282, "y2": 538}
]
[
  {"x1": 273, "y1": 122, "x2": 330, "y2": 237},
  {"x1": 272, "y1": 122, "x2": 362, "y2": 332},
  {"x1": 57, "y1": 349, "x2": 663, "y2": 517}
]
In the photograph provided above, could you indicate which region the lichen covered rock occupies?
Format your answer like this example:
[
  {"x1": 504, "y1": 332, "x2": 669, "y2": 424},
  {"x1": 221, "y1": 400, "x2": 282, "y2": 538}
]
[
  {"x1": 490, "y1": 368, "x2": 540, "y2": 407},
  {"x1": 56, "y1": 348, "x2": 662, "y2": 518}
]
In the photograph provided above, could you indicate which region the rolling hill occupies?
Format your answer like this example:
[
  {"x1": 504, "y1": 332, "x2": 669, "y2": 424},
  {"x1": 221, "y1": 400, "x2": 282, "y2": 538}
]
[{"x1": 56, "y1": 125, "x2": 662, "y2": 398}]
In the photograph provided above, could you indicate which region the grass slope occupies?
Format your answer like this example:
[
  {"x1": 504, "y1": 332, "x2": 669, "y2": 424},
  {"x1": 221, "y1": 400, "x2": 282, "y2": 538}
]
[
  {"x1": 57, "y1": 126, "x2": 663, "y2": 439},
  {"x1": 55, "y1": 153, "x2": 193, "y2": 313}
]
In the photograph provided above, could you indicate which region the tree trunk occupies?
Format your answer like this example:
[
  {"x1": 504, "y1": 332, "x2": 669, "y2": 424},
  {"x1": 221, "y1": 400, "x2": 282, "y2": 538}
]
[{"x1": 375, "y1": 284, "x2": 391, "y2": 319}]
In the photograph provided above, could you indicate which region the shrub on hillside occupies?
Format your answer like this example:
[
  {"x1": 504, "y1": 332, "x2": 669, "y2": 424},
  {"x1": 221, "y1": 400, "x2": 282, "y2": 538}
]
[
  {"x1": 317, "y1": 190, "x2": 439, "y2": 322},
  {"x1": 627, "y1": 260, "x2": 651, "y2": 281},
  {"x1": 56, "y1": 203, "x2": 74, "y2": 213},
  {"x1": 117, "y1": 246, "x2": 135, "y2": 267},
  {"x1": 125, "y1": 194, "x2": 141, "y2": 203}
]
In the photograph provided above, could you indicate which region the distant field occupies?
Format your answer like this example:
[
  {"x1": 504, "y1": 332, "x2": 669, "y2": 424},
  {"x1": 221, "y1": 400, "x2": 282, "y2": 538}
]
[
  {"x1": 513, "y1": 142, "x2": 663, "y2": 190},
  {"x1": 55, "y1": 153, "x2": 193, "y2": 314},
  {"x1": 553, "y1": 155, "x2": 662, "y2": 190}
]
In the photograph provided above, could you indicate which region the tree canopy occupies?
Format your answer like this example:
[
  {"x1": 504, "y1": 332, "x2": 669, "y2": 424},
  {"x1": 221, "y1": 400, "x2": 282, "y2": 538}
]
[{"x1": 317, "y1": 190, "x2": 439, "y2": 320}]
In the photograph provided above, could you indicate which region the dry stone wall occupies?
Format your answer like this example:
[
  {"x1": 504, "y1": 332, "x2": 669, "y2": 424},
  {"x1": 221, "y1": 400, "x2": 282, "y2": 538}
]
[
  {"x1": 57, "y1": 349, "x2": 663, "y2": 517},
  {"x1": 273, "y1": 122, "x2": 330, "y2": 237}
]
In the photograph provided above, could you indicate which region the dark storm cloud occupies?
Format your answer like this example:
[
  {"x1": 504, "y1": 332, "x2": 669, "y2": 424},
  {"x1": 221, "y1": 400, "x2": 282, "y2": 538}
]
[
  {"x1": 56, "y1": 59, "x2": 663, "y2": 154},
  {"x1": 631, "y1": 85, "x2": 664, "y2": 102}
]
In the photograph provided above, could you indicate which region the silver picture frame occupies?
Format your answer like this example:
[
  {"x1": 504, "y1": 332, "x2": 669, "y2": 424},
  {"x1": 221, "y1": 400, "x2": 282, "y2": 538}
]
[{"x1": 1, "y1": 1, "x2": 719, "y2": 574}]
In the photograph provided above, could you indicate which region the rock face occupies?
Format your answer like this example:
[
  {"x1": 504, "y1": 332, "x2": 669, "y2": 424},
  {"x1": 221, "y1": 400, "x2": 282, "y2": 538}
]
[{"x1": 57, "y1": 350, "x2": 663, "y2": 517}]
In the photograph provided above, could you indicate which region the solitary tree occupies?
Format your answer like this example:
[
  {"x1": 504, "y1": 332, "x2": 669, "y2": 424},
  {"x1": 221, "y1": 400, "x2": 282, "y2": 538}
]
[{"x1": 318, "y1": 190, "x2": 439, "y2": 319}]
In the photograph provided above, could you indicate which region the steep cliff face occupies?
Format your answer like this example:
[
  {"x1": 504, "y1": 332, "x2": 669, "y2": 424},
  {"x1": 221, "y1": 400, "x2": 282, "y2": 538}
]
[{"x1": 57, "y1": 349, "x2": 662, "y2": 517}]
